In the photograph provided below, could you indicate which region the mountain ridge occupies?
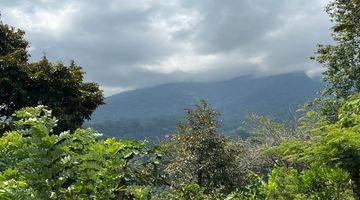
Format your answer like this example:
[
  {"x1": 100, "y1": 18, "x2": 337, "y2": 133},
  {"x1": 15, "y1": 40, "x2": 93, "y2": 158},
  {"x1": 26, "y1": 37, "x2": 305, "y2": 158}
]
[{"x1": 88, "y1": 72, "x2": 323, "y2": 140}]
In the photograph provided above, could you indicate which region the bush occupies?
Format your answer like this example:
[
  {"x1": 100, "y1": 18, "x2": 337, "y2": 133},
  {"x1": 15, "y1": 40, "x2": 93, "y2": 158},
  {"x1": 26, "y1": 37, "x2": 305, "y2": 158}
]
[
  {"x1": 265, "y1": 166, "x2": 353, "y2": 200},
  {"x1": 0, "y1": 106, "x2": 162, "y2": 199}
]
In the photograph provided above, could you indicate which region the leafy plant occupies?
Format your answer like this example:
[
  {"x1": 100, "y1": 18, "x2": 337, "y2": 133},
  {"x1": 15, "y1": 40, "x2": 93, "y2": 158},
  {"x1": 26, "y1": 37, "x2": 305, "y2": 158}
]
[{"x1": 0, "y1": 106, "x2": 162, "y2": 199}]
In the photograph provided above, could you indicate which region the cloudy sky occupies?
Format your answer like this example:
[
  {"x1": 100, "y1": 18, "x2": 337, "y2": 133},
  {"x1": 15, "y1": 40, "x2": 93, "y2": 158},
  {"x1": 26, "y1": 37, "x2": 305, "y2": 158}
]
[{"x1": 1, "y1": 0, "x2": 332, "y2": 96}]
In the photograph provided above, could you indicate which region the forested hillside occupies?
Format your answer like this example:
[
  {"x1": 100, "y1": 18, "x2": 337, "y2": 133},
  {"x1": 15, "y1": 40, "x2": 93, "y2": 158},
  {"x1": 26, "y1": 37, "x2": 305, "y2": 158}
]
[
  {"x1": 0, "y1": 0, "x2": 360, "y2": 199},
  {"x1": 89, "y1": 72, "x2": 322, "y2": 140}
]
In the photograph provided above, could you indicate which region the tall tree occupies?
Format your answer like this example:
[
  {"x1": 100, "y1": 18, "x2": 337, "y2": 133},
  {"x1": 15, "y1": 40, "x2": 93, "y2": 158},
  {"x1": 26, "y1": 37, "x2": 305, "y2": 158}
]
[
  {"x1": 166, "y1": 100, "x2": 242, "y2": 193},
  {"x1": 0, "y1": 20, "x2": 104, "y2": 132},
  {"x1": 314, "y1": 0, "x2": 360, "y2": 122}
]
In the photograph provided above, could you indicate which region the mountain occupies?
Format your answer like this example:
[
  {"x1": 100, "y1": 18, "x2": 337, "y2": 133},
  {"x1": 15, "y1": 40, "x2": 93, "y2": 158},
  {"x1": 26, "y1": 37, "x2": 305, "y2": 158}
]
[{"x1": 87, "y1": 72, "x2": 323, "y2": 140}]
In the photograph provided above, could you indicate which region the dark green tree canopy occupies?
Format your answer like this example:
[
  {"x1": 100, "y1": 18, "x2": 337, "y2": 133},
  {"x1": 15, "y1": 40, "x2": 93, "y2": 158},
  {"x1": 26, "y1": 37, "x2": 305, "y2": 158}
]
[
  {"x1": 0, "y1": 20, "x2": 104, "y2": 132},
  {"x1": 0, "y1": 20, "x2": 28, "y2": 62},
  {"x1": 166, "y1": 100, "x2": 243, "y2": 194}
]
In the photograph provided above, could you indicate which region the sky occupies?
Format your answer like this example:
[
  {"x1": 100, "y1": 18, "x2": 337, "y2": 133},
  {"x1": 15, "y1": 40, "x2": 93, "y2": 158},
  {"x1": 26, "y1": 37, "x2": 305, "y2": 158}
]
[{"x1": 0, "y1": 0, "x2": 332, "y2": 96}]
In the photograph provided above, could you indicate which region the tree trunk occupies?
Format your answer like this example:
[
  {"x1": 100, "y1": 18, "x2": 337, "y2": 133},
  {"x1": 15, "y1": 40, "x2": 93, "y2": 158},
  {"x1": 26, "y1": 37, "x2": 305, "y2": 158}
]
[{"x1": 351, "y1": 169, "x2": 360, "y2": 199}]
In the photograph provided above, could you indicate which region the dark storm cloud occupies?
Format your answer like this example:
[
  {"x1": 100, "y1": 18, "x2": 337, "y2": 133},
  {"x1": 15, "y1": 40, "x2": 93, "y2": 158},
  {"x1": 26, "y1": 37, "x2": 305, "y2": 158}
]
[
  {"x1": 0, "y1": 0, "x2": 332, "y2": 95},
  {"x1": 178, "y1": 0, "x2": 285, "y2": 53}
]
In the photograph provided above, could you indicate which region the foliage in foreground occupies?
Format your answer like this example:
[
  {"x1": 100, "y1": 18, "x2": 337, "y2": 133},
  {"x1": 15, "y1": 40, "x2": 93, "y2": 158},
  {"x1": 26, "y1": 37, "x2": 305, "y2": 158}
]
[
  {"x1": 272, "y1": 93, "x2": 360, "y2": 198},
  {"x1": 1, "y1": 101, "x2": 359, "y2": 199},
  {"x1": 0, "y1": 106, "x2": 162, "y2": 199}
]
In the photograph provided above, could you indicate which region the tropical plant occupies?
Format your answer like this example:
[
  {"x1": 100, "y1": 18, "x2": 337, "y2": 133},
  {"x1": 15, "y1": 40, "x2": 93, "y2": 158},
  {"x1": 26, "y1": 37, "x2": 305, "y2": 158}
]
[{"x1": 0, "y1": 106, "x2": 162, "y2": 199}]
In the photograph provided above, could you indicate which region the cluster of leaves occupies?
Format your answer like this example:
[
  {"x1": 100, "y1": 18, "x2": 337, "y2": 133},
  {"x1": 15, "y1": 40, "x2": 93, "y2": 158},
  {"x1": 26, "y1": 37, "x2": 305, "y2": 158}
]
[
  {"x1": 0, "y1": 106, "x2": 162, "y2": 199},
  {"x1": 270, "y1": 93, "x2": 360, "y2": 198},
  {"x1": 264, "y1": 166, "x2": 352, "y2": 200}
]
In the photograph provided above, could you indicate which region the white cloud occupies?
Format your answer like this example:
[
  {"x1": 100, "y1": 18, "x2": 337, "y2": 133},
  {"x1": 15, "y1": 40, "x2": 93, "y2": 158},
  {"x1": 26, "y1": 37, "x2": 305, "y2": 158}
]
[{"x1": 2, "y1": 1, "x2": 78, "y2": 36}]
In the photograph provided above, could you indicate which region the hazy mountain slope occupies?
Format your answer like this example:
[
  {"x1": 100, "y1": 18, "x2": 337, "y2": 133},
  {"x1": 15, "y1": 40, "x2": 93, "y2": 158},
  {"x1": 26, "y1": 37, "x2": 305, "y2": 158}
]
[{"x1": 88, "y1": 72, "x2": 322, "y2": 140}]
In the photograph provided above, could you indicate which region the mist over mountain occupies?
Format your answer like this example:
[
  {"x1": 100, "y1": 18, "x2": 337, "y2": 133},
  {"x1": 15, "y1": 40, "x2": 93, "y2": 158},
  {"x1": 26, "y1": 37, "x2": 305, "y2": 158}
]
[{"x1": 87, "y1": 72, "x2": 322, "y2": 140}]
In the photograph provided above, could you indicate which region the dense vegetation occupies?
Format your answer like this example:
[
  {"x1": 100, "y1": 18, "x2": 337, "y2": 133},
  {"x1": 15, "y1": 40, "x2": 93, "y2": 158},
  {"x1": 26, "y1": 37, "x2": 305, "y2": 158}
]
[{"x1": 0, "y1": 0, "x2": 360, "y2": 199}]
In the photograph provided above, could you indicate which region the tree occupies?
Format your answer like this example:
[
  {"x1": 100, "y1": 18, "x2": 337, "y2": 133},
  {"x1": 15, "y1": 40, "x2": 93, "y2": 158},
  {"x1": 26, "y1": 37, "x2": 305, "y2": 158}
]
[
  {"x1": 0, "y1": 20, "x2": 28, "y2": 62},
  {"x1": 28, "y1": 57, "x2": 104, "y2": 132},
  {"x1": 314, "y1": 0, "x2": 360, "y2": 122},
  {"x1": 238, "y1": 113, "x2": 307, "y2": 177},
  {"x1": 166, "y1": 100, "x2": 243, "y2": 194},
  {"x1": 0, "y1": 20, "x2": 104, "y2": 132},
  {"x1": 0, "y1": 21, "x2": 31, "y2": 121}
]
